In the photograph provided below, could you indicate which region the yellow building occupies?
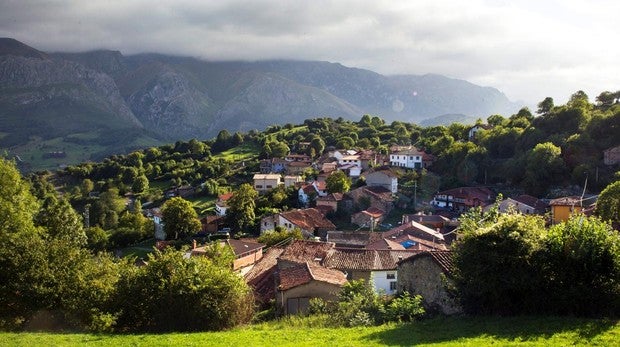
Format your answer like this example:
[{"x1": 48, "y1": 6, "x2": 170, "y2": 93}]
[{"x1": 549, "y1": 196, "x2": 582, "y2": 224}]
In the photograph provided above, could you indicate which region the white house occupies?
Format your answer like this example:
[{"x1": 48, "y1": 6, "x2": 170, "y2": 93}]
[{"x1": 389, "y1": 148, "x2": 424, "y2": 169}]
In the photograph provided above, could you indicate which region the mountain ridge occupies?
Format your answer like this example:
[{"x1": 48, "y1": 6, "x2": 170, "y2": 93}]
[{"x1": 0, "y1": 38, "x2": 521, "y2": 169}]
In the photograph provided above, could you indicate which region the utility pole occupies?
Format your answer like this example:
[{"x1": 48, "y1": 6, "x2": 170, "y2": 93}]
[{"x1": 413, "y1": 181, "x2": 418, "y2": 211}]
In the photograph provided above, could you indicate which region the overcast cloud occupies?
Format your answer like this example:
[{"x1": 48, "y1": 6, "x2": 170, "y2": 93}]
[{"x1": 1, "y1": 0, "x2": 618, "y2": 106}]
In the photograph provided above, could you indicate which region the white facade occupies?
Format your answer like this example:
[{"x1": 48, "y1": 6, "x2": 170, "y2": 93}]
[
  {"x1": 370, "y1": 270, "x2": 398, "y2": 295},
  {"x1": 215, "y1": 203, "x2": 228, "y2": 216},
  {"x1": 389, "y1": 152, "x2": 422, "y2": 169},
  {"x1": 338, "y1": 155, "x2": 361, "y2": 167}
]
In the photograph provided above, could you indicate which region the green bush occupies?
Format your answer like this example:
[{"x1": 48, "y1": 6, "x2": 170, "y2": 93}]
[{"x1": 385, "y1": 292, "x2": 425, "y2": 322}]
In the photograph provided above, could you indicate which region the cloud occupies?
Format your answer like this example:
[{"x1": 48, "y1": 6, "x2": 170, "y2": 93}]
[{"x1": 0, "y1": 0, "x2": 618, "y2": 104}]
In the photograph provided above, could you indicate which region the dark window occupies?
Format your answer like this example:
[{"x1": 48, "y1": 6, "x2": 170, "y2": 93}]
[
  {"x1": 390, "y1": 281, "x2": 397, "y2": 290},
  {"x1": 387, "y1": 273, "x2": 395, "y2": 280}
]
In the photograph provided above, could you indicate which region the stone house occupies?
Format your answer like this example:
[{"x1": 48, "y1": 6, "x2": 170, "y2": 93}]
[
  {"x1": 191, "y1": 238, "x2": 265, "y2": 271},
  {"x1": 365, "y1": 169, "x2": 398, "y2": 194},
  {"x1": 397, "y1": 251, "x2": 461, "y2": 315},
  {"x1": 348, "y1": 185, "x2": 395, "y2": 213},
  {"x1": 350, "y1": 207, "x2": 386, "y2": 230},
  {"x1": 316, "y1": 193, "x2": 343, "y2": 213},
  {"x1": 274, "y1": 208, "x2": 336, "y2": 239},
  {"x1": 276, "y1": 261, "x2": 347, "y2": 315},
  {"x1": 430, "y1": 186, "x2": 495, "y2": 211}
]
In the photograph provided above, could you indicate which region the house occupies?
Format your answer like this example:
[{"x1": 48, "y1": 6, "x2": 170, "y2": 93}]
[
  {"x1": 244, "y1": 245, "x2": 287, "y2": 306},
  {"x1": 145, "y1": 208, "x2": 165, "y2": 240},
  {"x1": 191, "y1": 238, "x2": 265, "y2": 271},
  {"x1": 312, "y1": 180, "x2": 328, "y2": 197},
  {"x1": 286, "y1": 153, "x2": 312, "y2": 163},
  {"x1": 259, "y1": 214, "x2": 278, "y2": 233},
  {"x1": 316, "y1": 193, "x2": 344, "y2": 213},
  {"x1": 348, "y1": 185, "x2": 396, "y2": 213},
  {"x1": 365, "y1": 169, "x2": 398, "y2": 194},
  {"x1": 200, "y1": 215, "x2": 225, "y2": 233},
  {"x1": 215, "y1": 192, "x2": 234, "y2": 216},
  {"x1": 430, "y1": 186, "x2": 495, "y2": 211},
  {"x1": 549, "y1": 196, "x2": 583, "y2": 224},
  {"x1": 253, "y1": 173, "x2": 282, "y2": 194},
  {"x1": 277, "y1": 239, "x2": 336, "y2": 268},
  {"x1": 397, "y1": 251, "x2": 461, "y2": 315},
  {"x1": 283, "y1": 175, "x2": 302, "y2": 188},
  {"x1": 287, "y1": 161, "x2": 312, "y2": 175},
  {"x1": 604, "y1": 145, "x2": 620, "y2": 166},
  {"x1": 298, "y1": 184, "x2": 315, "y2": 207},
  {"x1": 276, "y1": 261, "x2": 347, "y2": 315},
  {"x1": 486, "y1": 195, "x2": 548, "y2": 215},
  {"x1": 276, "y1": 208, "x2": 336, "y2": 239},
  {"x1": 338, "y1": 154, "x2": 361, "y2": 167},
  {"x1": 320, "y1": 162, "x2": 338, "y2": 174},
  {"x1": 402, "y1": 213, "x2": 458, "y2": 244},
  {"x1": 324, "y1": 248, "x2": 418, "y2": 295},
  {"x1": 357, "y1": 149, "x2": 384, "y2": 170},
  {"x1": 370, "y1": 221, "x2": 448, "y2": 251},
  {"x1": 272, "y1": 158, "x2": 289, "y2": 173},
  {"x1": 389, "y1": 147, "x2": 426, "y2": 169},
  {"x1": 350, "y1": 207, "x2": 386, "y2": 230},
  {"x1": 339, "y1": 163, "x2": 362, "y2": 178},
  {"x1": 468, "y1": 124, "x2": 492, "y2": 140},
  {"x1": 326, "y1": 231, "x2": 375, "y2": 248}
]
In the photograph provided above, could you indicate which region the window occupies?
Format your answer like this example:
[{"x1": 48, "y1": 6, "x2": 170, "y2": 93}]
[
  {"x1": 256, "y1": 185, "x2": 263, "y2": 189},
  {"x1": 387, "y1": 273, "x2": 395, "y2": 280},
  {"x1": 389, "y1": 281, "x2": 397, "y2": 291},
  {"x1": 266, "y1": 185, "x2": 273, "y2": 189}
]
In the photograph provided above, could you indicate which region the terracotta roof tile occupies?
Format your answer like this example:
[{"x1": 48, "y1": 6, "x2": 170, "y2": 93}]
[
  {"x1": 549, "y1": 196, "x2": 582, "y2": 206},
  {"x1": 278, "y1": 262, "x2": 346, "y2": 291},
  {"x1": 324, "y1": 249, "x2": 419, "y2": 271},
  {"x1": 279, "y1": 208, "x2": 336, "y2": 231},
  {"x1": 278, "y1": 239, "x2": 335, "y2": 264}
]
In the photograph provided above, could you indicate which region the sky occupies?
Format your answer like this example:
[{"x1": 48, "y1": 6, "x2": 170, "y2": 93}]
[{"x1": 1, "y1": 0, "x2": 618, "y2": 107}]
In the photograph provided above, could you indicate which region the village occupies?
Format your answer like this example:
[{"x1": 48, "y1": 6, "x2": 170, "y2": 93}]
[{"x1": 143, "y1": 137, "x2": 608, "y2": 316}]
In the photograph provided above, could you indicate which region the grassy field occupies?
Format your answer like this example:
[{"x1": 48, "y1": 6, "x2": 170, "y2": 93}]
[{"x1": 1, "y1": 316, "x2": 618, "y2": 346}]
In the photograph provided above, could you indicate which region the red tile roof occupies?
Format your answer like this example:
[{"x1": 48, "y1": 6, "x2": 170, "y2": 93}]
[
  {"x1": 279, "y1": 208, "x2": 336, "y2": 231},
  {"x1": 278, "y1": 239, "x2": 335, "y2": 264},
  {"x1": 362, "y1": 207, "x2": 385, "y2": 218},
  {"x1": 226, "y1": 239, "x2": 265, "y2": 257},
  {"x1": 278, "y1": 262, "x2": 346, "y2": 291},
  {"x1": 324, "y1": 249, "x2": 419, "y2": 271},
  {"x1": 549, "y1": 196, "x2": 582, "y2": 206},
  {"x1": 218, "y1": 192, "x2": 234, "y2": 201},
  {"x1": 244, "y1": 246, "x2": 286, "y2": 304}
]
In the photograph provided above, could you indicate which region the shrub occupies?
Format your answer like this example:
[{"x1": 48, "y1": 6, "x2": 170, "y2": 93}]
[{"x1": 385, "y1": 292, "x2": 425, "y2": 322}]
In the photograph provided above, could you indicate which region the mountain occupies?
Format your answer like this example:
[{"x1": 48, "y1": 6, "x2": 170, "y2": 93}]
[{"x1": 0, "y1": 38, "x2": 520, "y2": 169}]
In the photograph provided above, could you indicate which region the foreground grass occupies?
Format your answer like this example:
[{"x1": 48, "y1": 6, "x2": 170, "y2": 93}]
[{"x1": 1, "y1": 316, "x2": 619, "y2": 346}]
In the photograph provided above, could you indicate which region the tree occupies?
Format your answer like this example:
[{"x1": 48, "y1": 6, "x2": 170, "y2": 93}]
[
  {"x1": 453, "y1": 213, "x2": 548, "y2": 315},
  {"x1": 537, "y1": 97, "x2": 554, "y2": 114},
  {"x1": 81, "y1": 178, "x2": 95, "y2": 197},
  {"x1": 113, "y1": 248, "x2": 253, "y2": 332},
  {"x1": 326, "y1": 170, "x2": 351, "y2": 193},
  {"x1": 309, "y1": 137, "x2": 325, "y2": 157},
  {"x1": 226, "y1": 183, "x2": 258, "y2": 233},
  {"x1": 132, "y1": 174, "x2": 149, "y2": 194},
  {"x1": 522, "y1": 142, "x2": 566, "y2": 196},
  {"x1": 596, "y1": 180, "x2": 620, "y2": 225},
  {"x1": 161, "y1": 197, "x2": 201, "y2": 240},
  {"x1": 36, "y1": 195, "x2": 87, "y2": 247},
  {"x1": 542, "y1": 215, "x2": 620, "y2": 315}
]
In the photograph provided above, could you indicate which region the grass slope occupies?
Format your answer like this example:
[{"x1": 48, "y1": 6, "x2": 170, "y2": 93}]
[{"x1": 1, "y1": 316, "x2": 618, "y2": 346}]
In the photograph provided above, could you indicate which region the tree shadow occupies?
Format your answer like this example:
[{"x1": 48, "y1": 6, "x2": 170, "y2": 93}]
[{"x1": 362, "y1": 316, "x2": 619, "y2": 346}]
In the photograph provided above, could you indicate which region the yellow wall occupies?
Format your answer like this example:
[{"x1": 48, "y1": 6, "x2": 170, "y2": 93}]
[{"x1": 551, "y1": 205, "x2": 582, "y2": 224}]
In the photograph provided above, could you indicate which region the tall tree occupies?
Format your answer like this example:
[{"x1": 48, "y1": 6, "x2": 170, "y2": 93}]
[
  {"x1": 226, "y1": 183, "x2": 258, "y2": 233},
  {"x1": 161, "y1": 197, "x2": 201, "y2": 240},
  {"x1": 326, "y1": 170, "x2": 351, "y2": 194},
  {"x1": 537, "y1": 97, "x2": 554, "y2": 115},
  {"x1": 596, "y1": 180, "x2": 620, "y2": 225}
]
